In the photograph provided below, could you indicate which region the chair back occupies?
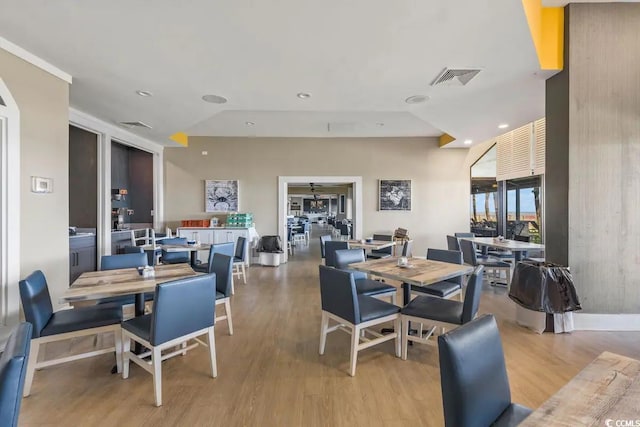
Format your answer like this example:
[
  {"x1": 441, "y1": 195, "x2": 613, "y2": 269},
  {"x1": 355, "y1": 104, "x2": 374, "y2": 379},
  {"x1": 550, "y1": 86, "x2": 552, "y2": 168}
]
[
  {"x1": 318, "y1": 266, "x2": 359, "y2": 324},
  {"x1": 334, "y1": 249, "x2": 367, "y2": 281},
  {"x1": 211, "y1": 253, "x2": 233, "y2": 297},
  {"x1": 454, "y1": 232, "x2": 475, "y2": 238},
  {"x1": 372, "y1": 234, "x2": 393, "y2": 255},
  {"x1": 0, "y1": 323, "x2": 32, "y2": 427},
  {"x1": 324, "y1": 241, "x2": 349, "y2": 267},
  {"x1": 459, "y1": 239, "x2": 478, "y2": 266},
  {"x1": 339, "y1": 223, "x2": 350, "y2": 237},
  {"x1": 161, "y1": 237, "x2": 189, "y2": 263},
  {"x1": 101, "y1": 253, "x2": 148, "y2": 270},
  {"x1": 234, "y1": 236, "x2": 247, "y2": 261},
  {"x1": 319, "y1": 235, "x2": 332, "y2": 258},
  {"x1": 446, "y1": 235, "x2": 460, "y2": 251},
  {"x1": 401, "y1": 240, "x2": 414, "y2": 257},
  {"x1": 203, "y1": 242, "x2": 234, "y2": 274},
  {"x1": 150, "y1": 274, "x2": 216, "y2": 346},
  {"x1": 18, "y1": 271, "x2": 53, "y2": 339},
  {"x1": 427, "y1": 249, "x2": 463, "y2": 286},
  {"x1": 438, "y1": 314, "x2": 512, "y2": 427},
  {"x1": 461, "y1": 266, "x2": 484, "y2": 323}
]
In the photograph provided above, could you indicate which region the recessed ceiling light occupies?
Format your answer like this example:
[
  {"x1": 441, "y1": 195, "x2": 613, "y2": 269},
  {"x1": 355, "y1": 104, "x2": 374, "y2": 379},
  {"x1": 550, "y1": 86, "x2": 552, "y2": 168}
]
[
  {"x1": 297, "y1": 92, "x2": 311, "y2": 99},
  {"x1": 376, "y1": 123, "x2": 385, "y2": 127},
  {"x1": 498, "y1": 123, "x2": 509, "y2": 129},
  {"x1": 136, "y1": 90, "x2": 153, "y2": 97},
  {"x1": 405, "y1": 95, "x2": 430, "y2": 104},
  {"x1": 202, "y1": 94, "x2": 228, "y2": 104},
  {"x1": 464, "y1": 139, "x2": 473, "y2": 145},
  {"x1": 245, "y1": 121, "x2": 255, "y2": 126}
]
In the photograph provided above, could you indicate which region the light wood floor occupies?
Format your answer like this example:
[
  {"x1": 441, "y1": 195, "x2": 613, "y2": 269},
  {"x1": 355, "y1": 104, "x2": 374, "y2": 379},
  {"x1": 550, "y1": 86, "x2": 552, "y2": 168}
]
[{"x1": 20, "y1": 228, "x2": 640, "y2": 426}]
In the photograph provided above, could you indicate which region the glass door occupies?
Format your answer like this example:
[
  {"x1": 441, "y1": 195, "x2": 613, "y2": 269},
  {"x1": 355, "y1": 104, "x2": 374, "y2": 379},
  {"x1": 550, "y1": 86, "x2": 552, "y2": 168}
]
[
  {"x1": 505, "y1": 176, "x2": 543, "y2": 243},
  {"x1": 470, "y1": 144, "x2": 498, "y2": 237}
]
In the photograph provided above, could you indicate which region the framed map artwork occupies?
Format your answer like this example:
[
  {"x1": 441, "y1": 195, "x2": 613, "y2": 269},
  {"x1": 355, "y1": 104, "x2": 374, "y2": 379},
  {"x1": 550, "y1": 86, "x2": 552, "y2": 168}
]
[{"x1": 378, "y1": 179, "x2": 411, "y2": 211}]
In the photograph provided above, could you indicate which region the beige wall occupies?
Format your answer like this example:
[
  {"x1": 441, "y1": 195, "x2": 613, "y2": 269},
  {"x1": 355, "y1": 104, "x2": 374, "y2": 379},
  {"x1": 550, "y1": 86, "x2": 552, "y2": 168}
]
[
  {"x1": 165, "y1": 137, "x2": 478, "y2": 256},
  {"x1": 0, "y1": 49, "x2": 70, "y2": 307}
]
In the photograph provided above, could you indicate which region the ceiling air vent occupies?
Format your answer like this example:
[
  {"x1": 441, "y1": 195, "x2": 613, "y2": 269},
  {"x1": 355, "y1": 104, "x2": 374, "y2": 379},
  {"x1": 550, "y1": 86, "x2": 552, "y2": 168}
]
[
  {"x1": 119, "y1": 120, "x2": 152, "y2": 129},
  {"x1": 431, "y1": 68, "x2": 481, "y2": 87}
]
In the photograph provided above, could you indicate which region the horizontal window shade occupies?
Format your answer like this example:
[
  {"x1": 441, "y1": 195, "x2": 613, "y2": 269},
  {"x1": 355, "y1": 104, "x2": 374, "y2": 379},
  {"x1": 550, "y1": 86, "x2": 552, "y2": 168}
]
[
  {"x1": 496, "y1": 119, "x2": 545, "y2": 181},
  {"x1": 533, "y1": 118, "x2": 546, "y2": 175}
]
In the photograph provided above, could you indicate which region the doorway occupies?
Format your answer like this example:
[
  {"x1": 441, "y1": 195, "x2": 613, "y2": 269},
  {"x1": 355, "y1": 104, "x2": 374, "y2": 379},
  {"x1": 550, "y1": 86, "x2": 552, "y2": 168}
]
[
  {"x1": 0, "y1": 78, "x2": 20, "y2": 342},
  {"x1": 278, "y1": 176, "x2": 362, "y2": 263}
]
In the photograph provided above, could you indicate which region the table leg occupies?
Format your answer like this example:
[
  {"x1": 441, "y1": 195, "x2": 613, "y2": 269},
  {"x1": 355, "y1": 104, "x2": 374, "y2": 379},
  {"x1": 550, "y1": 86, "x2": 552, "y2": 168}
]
[{"x1": 190, "y1": 251, "x2": 198, "y2": 267}]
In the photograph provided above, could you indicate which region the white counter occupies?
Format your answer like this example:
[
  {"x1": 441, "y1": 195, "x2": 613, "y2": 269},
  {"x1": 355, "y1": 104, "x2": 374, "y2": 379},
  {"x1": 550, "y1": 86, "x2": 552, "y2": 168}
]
[{"x1": 176, "y1": 227, "x2": 259, "y2": 266}]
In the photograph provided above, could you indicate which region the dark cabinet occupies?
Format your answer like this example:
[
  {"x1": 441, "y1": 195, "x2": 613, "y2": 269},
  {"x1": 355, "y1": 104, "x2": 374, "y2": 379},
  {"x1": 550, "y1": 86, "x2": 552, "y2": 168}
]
[{"x1": 69, "y1": 235, "x2": 96, "y2": 284}]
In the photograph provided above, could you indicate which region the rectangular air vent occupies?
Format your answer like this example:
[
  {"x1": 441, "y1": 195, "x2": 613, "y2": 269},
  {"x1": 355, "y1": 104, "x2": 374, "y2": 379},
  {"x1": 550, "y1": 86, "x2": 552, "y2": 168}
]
[
  {"x1": 119, "y1": 120, "x2": 152, "y2": 129},
  {"x1": 431, "y1": 68, "x2": 481, "y2": 86}
]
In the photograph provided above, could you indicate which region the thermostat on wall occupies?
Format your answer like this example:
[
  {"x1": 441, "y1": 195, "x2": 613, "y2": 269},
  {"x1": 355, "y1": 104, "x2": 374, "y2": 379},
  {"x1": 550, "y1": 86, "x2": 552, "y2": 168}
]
[{"x1": 31, "y1": 176, "x2": 53, "y2": 193}]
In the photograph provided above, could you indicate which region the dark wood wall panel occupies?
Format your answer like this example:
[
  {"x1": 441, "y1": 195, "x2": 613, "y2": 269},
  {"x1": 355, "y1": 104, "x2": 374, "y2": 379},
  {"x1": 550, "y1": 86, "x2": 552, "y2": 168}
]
[{"x1": 69, "y1": 125, "x2": 97, "y2": 228}]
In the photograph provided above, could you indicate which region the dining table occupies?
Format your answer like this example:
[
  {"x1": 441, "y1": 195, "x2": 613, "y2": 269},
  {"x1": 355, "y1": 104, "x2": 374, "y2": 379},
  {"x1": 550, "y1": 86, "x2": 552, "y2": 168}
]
[
  {"x1": 141, "y1": 243, "x2": 212, "y2": 266},
  {"x1": 349, "y1": 256, "x2": 474, "y2": 305},
  {"x1": 521, "y1": 351, "x2": 640, "y2": 426},
  {"x1": 62, "y1": 263, "x2": 199, "y2": 371},
  {"x1": 459, "y1": 236, "x2": 545, "y2": 262},
  {"x1": 347, "y1": 239, "x2": 396, "y2": 251}
]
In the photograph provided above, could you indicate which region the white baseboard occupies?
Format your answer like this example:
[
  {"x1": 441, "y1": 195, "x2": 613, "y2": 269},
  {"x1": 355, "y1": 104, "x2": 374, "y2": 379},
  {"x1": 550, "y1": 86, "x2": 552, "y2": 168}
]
[{"x1": 573, "y1": 313, "x2": 640, "y2": 331}]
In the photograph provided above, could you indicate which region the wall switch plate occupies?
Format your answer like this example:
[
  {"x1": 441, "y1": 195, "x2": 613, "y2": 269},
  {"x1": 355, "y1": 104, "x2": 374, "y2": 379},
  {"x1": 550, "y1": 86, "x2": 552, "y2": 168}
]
[{"x1": 31, "y1": 176, "x2": 53, "y2": 193}]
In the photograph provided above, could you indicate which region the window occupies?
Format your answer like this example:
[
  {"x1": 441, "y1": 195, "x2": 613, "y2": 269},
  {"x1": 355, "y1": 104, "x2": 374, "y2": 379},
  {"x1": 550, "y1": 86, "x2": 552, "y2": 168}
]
[
  {"x1": 470, "y1": 145, "x2": 498, "y2": 237},
  {"x1": 505, "y1": 176, "x2": 543, "y2": 243}
]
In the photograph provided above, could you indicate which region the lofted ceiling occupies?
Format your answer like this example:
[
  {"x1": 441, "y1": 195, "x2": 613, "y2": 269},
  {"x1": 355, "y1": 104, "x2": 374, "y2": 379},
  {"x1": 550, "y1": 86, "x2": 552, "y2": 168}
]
[{"x1": 0, "y1": 1, "x2": 554, "y2": 147}]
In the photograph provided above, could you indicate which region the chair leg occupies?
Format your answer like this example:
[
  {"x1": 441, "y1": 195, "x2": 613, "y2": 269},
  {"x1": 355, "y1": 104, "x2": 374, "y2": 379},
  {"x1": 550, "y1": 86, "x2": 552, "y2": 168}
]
[
  {"x1": 122, "y1": 334, "x2": 131, "y2": 379},
  {"x1": 241, "y1": 264, "x2": 246, "y2": 284},
  {"x1": 349, "y1": 325, "x2": 360, "y2": 377},
  {"x1": 114, "y1": 330, "x2": 123, "y2": 374},
  {"x1": 390, "y1": 292, "x2": 397, "y2": 306},
  {"x1": 319, "y1": 312, "x2": 329, "y2": 355},
  {"x1": 224, "y1": 299, "x2": 234, "y2": 335},
  {"x1": 23, "y1": 340, "x2": 40, "y2": 397},
  {"x1": 401, "y1": 318, "x2": 409, "y2": 361},
  {"x1": 181, "y1": 341, "x2": 188, "y2": 356},
  {"x1": 231, "y1": 276, "x2": 235, "y2": 295},
  {"x1": 207, "y1": 327, "x2": 218, "y2": 378},
  {"x1": 152, "y1": 347, "x2": 163, "y2": 407},
  {"x1": 394, "y1": 317, "x2": 401, "y2": 358}
]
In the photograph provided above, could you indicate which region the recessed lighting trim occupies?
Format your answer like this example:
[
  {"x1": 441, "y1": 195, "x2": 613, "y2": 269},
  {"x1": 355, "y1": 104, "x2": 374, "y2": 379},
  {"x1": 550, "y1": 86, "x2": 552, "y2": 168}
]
[
  {"x1": 498, "y1": 123, "x2": 509, "y2": 129},
  {"x1": 136, "y1": 90, "x2": 153, "y2": 97},
  {"x1": 245, "y1": 121, "x2": 255, "y2": 126},
  {"x1": 464, "y1": 139, "x2": 473, "y2": 145},
  {"x1": 202, "y1": 94, "x2": 228, "y2": 104},
  {"x1": 405, "y1": 95, "x2": 430, "y2": 104},
  {"x1": 297, "y1": 92, "x2": 312, "y2": 99}
]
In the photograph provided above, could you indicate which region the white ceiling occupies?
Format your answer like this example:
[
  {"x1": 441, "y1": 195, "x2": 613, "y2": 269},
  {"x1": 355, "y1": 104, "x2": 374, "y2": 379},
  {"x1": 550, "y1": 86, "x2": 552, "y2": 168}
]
[{"x1": 0, "y1": 0, "x2": 551, "y2": 147}]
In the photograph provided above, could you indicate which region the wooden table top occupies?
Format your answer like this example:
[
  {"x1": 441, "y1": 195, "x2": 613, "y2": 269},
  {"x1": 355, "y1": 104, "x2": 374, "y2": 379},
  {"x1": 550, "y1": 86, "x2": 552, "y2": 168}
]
[
  {"x1": 347, "y1": 240, "x2": 396, "y2": 250},
  {"x1": 61, "y1": 263, "x2": 197, "y2": 303},
  {"x1": 521, "y1": 351, "x2": 640, "y2": 426},
  {"x1": 140, "y1": 243, "x2": 212, "y2": 252},
  {"x1": 349, "y1": 257, "x2": 474, "y2": 287},
  {"x1": 460, "y1": 237, "x2": 545, "y2": 251}
]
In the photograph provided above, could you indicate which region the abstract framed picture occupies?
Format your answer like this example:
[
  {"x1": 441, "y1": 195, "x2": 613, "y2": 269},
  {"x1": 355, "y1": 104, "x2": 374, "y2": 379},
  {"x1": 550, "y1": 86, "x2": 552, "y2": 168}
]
[
  {"x1": 205, "y1": 180, "x2": 239, "y2": 212},
  {"x1": 378, "y1": 179, "x2": 411, "y2": 211}
]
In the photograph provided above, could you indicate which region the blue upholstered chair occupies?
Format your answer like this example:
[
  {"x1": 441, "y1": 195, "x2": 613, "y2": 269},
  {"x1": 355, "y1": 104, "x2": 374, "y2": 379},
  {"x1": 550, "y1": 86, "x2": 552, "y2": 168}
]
[
  {"x1": 366, "y1": 234, "x2": 393, "y2": 259},
  {"x1": 324, "y1": 240, "x2": 348, "y2": 268},
  {"x1": 410, "y1": 249, "x2": 464, "y2": 301},
  {"x1": 446, "y1": 235, "x2": 460, "y2": 251},
  {"x1": 233, "y1": 236, "x2": 248, "y2": 285},
  {"x1": 438, "y1": 314, "x2": 532, "y2": 427},
  {"x1": 97, "y1": 253, "x2": 152, "y2": 310},
  {"x1": 212, "y1": 253, "x2": 234, "y2": 335},
  {"x1": 460, "y1": 239, "x2": 511, "y2": 287},
  {"x1": 122, "y1": 274, "x2": 217, "y2": 406},
  {"x1": 334, "y1": 249, "x2": 397, "y2": 304},
  {"x1": 193, "y1": 242, "x2": 234, "y2": 274},
  {"x1": 318, "y1": 266, "x2": 400, "y2": 376},
  {"x1": 19, "y1": 270, "x2": 123, "y2": 396},
  {"x1": 160, "y1": 237, "x2": 189, "y2": 264},
  {"x1": 319, "y1": 235, "x2": 332, "y2": 262},
  {"x1": 0, "y1": 323, "x2": 32, "y2": 427},
  {"x1": 400, "y1": 266, "x2": 484, "y2": 360}
]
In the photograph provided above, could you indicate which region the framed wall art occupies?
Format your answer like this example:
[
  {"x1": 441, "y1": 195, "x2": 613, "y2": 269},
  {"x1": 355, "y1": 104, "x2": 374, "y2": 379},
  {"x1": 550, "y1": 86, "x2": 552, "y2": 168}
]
[
  {"x1": 205, "y1": 180, "x2": 239, "y2": 212},
  {"x1": 378, "y1": 179, "x2": 411, "y2": 211}
]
